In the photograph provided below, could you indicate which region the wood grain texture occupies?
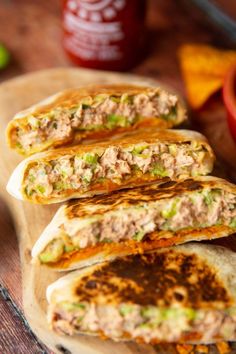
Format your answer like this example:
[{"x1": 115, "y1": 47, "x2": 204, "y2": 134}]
[
  {"x1": 1, "y1": 67, "x2": 236, "y2": 354},
  {"x1": 0, "y1": 286, "x2": 48, "y2": 354}
]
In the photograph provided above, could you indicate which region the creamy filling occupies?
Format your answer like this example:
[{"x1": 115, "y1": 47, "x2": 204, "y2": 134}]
[
  {"x1": 24, "y1": 142, "x2": 211, "y2": 200},
  {"x1": 15, "y1": 91, "x2": 179, "y2": 152},
  {"x1": 49, "y1": 302, "x2": 236, "y2": 343},
  {"x1": 38, "y1": 189, "x2": 236, "y2": 263}
]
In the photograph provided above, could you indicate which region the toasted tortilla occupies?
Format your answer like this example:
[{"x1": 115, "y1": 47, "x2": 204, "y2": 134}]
[
  {"x1": 7, "y1": 129, "x2": 214, "y2": 204},
  {"x1": 6, "y1": 84, "x2": 186, "y2": 155},
  {"x1": 47, "y1": 243, "x2": 236, "y2": 344},
  {"x1": 31, "y1": 176, "x2": 236, "y2": 270}
]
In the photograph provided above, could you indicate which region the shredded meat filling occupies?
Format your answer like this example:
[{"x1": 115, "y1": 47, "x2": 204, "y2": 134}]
[
  {"x1": 24, "y1": 142, "x2": 210, "y2": 198},
  {"x1": 16, "y1": 91, "x2": 178, "y2": 152},
  {"x1": 63, "y1": 190, "x2": 236, "y2": 249},
  {"x1": 49, "y1": 303, "x2": 236, "y2": 343}
]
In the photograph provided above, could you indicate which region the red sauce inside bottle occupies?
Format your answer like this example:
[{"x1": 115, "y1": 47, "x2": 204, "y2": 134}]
[{"x1": 62, "y1": 0, "x2": 146, "y2": 71}]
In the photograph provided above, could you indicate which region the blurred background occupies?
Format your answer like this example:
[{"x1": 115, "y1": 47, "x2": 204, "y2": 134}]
[{"x1": 0, "y1": 0, "x2": 235, "y2": 92}]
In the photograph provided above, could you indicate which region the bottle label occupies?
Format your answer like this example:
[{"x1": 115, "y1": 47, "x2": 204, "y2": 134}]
[{"x1": 64, "y1": 0, "x2": 127, "y2": 61}]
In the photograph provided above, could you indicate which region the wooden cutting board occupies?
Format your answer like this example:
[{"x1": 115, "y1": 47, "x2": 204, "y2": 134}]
[{"x1": 1, "y1": 67, "x2": 236, "y2": 354}]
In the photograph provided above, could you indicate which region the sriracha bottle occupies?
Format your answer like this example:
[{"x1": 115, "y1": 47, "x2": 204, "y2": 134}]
[{"x1": 62, "y1": 0, "x2": 146, "y2": 71}]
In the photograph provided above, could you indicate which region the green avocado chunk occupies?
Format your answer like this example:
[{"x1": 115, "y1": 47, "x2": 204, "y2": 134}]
[
  {"x1": 106, "y1": 114, "x2": 128, "y2": 129},
  {"x1": 151, "y1": 163, "x2": 168, "y2": 177},
  {"x1": 39, "y1": 238, "x2": 64, "y2": 263}
]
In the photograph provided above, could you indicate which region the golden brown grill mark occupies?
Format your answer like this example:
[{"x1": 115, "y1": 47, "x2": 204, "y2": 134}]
[
  {"x1": 67, "y1": 179, "x2": 205, "y2": 219},
  {"x1": 74, "y1": 249, "x2": 232, "y2": 308}
]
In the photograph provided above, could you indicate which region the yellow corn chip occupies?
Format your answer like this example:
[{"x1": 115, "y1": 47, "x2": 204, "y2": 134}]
[{"x1": 178, "y1": 44, "x2": 236, "y2": 109}]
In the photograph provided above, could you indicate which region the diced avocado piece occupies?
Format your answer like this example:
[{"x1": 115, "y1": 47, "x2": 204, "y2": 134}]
[
  {"x1": 132, "y1": 231, "x2": 145, "y2": 241},
  {"x1": 82, "y1": 103, "x2": 90, "y2": 109},
  {"x1": 28, "y1": 174, "x2": 36, "y2": 183},
  {"x1": 169, "y1": 144, "x2": 177, "y2": 156},
  {"x1": 53, "y1": 181, "x2": 71, "y2": 191},
  {"x1": 161, "y1": 105, "x2": 177, "y2": 121},
  {"x1": 161, "y1": 199, "x2": 179, "y2": 219},
  {"x1": 203, "y1": 192, "x2": 214, "y2": 206},
  {"x1": 102, "y1": 238, "x2": 113, "y2": 243},
  {"x1": 228, "y1": 307, "x2": 236, "y2": 316},
  {"x1": 25, "y1": 186, "x2": 33, "y2": 197},
  {"x1": 106, "y1": 114, "x2": 128, "y2": 128},
  {"x1": 138, "y1": 323, "x2": 152, "y2": 329},
  {"x1": 83, "y1": 153, "x2": 98, "y2": 165},
  {"x1": 184, "y1": 308, "x2": 196, "y2": 321},
  {"x1": 29, "y1": 116, "x2": 40, "y2": 129},
  {"x1": 64, "y1": 245, "x2": 76, "y2": 253},
  {"x1": 141, "y1": 307, "x2": 158, "y2": 318},
  {"x1": 110, "y1": 96, "x2": 120, "y2": 103},
  {"x1": 94, "y1": 94, "x2": 109, "y2": 103},
  {"x1": 60, "y1": 302, "x2": 86, "y2": 311},
  {"x1": 80, "y1": 124, "x2": 103, "y2": 131},
  {"x1": 120, "y1": 304, "x2": 134, "y2": 316},
  {"x1": 121, "y1": 94, "x2": 132, "y2": 104},
  {"x1": 151, "y1": 163, "x2": 168, "y2": 177},
  {"x1": 162, "y1": 208, "x2": 176, "y2": 219},
  {"x1": 15, "y1": 142, "x2": 23, "y2": 149},
  {"x1": 36, "y1": 185, "x2": 46, "y2": 194},
  {"x1": 39, "y1": 238, "x2": 64, "y2": 263},
  {"x1": 132, "y1": 145, "x2": 149, "y2": 156},
  {"x1": 229, "y1": 218, "x2": 236, "y2": 229},
  {"x1": 163, "y1": 308, "x2": 196, "y2": 321},
  {"x1": 82, "y1": 176, "x2": 92, "y2": 184},
  {"x1": 97, "y1": 177, "x2": 106, "y2": 183}
]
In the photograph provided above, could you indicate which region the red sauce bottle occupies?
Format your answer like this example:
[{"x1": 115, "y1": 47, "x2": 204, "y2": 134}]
[{"x1": 62, "y1": 0, "x2": 147, "y2": 71}]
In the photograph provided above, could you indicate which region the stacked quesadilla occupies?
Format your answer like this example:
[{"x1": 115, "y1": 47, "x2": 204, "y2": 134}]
[{"x1": 6, "y1": 83, "x2": 236, "y2": 345}]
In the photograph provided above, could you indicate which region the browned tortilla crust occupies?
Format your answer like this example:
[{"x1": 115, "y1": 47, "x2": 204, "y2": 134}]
[{"x1": 65, "y1": 178, "x2": 228, "y2": 219}]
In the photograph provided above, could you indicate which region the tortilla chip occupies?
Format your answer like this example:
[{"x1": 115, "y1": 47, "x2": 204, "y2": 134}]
[{"x1": 178, "y1": 44, "x2": 236, "y2": 109}]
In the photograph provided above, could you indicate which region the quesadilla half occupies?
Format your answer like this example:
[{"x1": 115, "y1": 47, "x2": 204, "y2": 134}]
[
  {"x1": 31, "y1": 176, "x2": 236, "y2": 270},
  {"x1": 6, "y1": 84, "x2": 186, "y2": 156},
  {"x1": 7, "y1": 129, "x2": 214, "y2": 204},
  {"x1": 47, "y1": 243, "x2": 236, "y2": 344}
]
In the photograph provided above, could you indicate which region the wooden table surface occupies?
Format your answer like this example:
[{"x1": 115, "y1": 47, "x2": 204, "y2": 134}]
[{"x1": 1, "y1": 1, "x2": 236, "y2": 353}]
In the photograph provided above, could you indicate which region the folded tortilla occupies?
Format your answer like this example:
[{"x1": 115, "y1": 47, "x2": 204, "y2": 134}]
[
  {"x1": 31, "y1": 176, "x2": 236, "y2": 270},
  {"x1": 47, "y1": 243, "x2": 236, "y2": 344},
  {"x1": 6, "y1": 84, "x2": 186, "y2": 156},
  {"x1": 7, "y1": 129, "x2": 214, "y2": 204}
]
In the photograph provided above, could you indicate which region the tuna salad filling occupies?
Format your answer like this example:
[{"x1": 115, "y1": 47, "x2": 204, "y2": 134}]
[
  {"x1": 49, "y1": 302, "x2": 236, "y2": 343},
  {"x1": 39, "y1": 188, "x2": 236, "y2": 263},
  {"x1": 24, "y1": 141, "x2": 211, "y2": 201},
  {"x1": 14, "y1": 90, "x2": 179, "y2": 152}
]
